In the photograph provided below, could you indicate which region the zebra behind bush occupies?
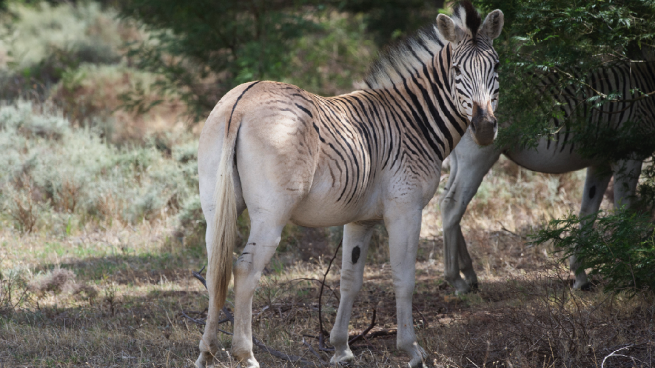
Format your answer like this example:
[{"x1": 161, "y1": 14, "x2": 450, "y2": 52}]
[{"x1": 440, "y1": 61, "x2": 655, "y2": 294}]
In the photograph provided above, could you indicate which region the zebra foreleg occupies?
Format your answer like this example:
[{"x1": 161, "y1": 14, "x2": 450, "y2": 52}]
[
  {"x1": 575, "y1": 165, "x2": 612, "y2": 289},
  {"x1": 440, "y1": 136, "x2": 499, "y2": 294},
  {"x1": 231, "y1": 217, "x2": 285, "y2": 368},
  {"x1": 386, "y1": 208, "x2": 428, "y2": 368},
  {"x1": 330, "y1": 222, "x2": 375, "y2": 365},
  {"x1": 456, "y1": 229, "x2": 478, "y2": 290}
]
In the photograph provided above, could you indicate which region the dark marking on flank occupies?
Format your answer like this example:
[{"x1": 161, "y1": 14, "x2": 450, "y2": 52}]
[
  {"x1": 589, "y1": 186, "x2": 596, "y2": 199},
  {"x1": 352, "y1": 246, "x2": 361, "y2": 264}
]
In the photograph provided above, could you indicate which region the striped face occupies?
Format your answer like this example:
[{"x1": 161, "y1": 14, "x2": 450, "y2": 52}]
[{"x1": 451, "y1": 37, "x2": 499, "y2": 146}]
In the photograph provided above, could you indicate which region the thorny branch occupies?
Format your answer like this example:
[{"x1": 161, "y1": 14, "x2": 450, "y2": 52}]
[
  {"x1": 316, "y1": 239, "x2": 381, "y2": 352},
  {"x1": 318, "y1": 240, "x2": 342, "y2": 350},
  {"x1": 553, "y1": 66, "x2": 655, "y2": 104}
]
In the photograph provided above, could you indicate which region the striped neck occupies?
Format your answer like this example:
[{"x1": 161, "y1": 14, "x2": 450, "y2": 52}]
[{"x1": 379, "y1": 45, "x2": 469, "y2": 161}]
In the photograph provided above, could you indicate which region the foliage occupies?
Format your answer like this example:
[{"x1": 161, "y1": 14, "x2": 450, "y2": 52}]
[
  {"x1": 474, "y1": 0, "x2": 655, "y2": 152},
  {"x1": 115, "y1": 0, "x2": 323, "y2": 120},
  {"x1": 280, "y1": 12, "x2": 376, "y2": 96},
  {"x1": 114, "y1": 0, "x2": 442, "y2": 120},
  {"x1": 337, "y1": 0, "x2": 442, "y2": 46},
  {"x1": 532, "y1": 207, "x2": 655, "y2": 296},
  {"x1": 475, "y1": 0, "x2": 655, "y2": 286},
  {"x1": 0, "y1": 1, "x2": 128, "y2": 100},
  {"x1": 0, "y1": 100, "x2": 198, "y2": 233}
]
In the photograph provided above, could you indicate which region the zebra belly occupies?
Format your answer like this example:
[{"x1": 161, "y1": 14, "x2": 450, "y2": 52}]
[
  {"x1": 504, "y1": 138, "x2": 595, "y2": 174},
  {"x1": 289, "y1": 168, "x2": 384, "y2": 228}
]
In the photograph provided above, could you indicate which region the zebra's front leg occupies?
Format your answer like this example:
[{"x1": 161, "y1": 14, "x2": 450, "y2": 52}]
[
  {"x1": 386, "y1": 208, "x2": 428, "y2": 368},
  {"x1": 440, "y1": 137, "x2": 498, "y2": 294},
  {"x1": 330, "y1": 222, "x2": 374, "y2": 365},
  {"x1": 574, "y1": 165, "x2": 612, "y2": 289}
]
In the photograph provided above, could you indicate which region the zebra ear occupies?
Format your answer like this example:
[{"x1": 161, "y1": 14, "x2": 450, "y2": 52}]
[
  {"x1": 436, "y1": 14, "x2": 459, "y2": 43},
  {"x1": 480, "y1": 10, "x2": 504, "y2": 40}
]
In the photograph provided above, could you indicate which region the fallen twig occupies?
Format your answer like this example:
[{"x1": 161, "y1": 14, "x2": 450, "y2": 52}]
[
  {"x1": 287, "y1": 277, "x2": 340, "y2": 303},
  {"x1": 497, "y1": 222, "x2": 526, "y2": 240},
  {"x1": 601, "y1": 345, "x2": 634, "y2": 368},
  {"x1": 317, "y1": 308, "x2": 379, "y2": 352},
  {"x1": 191, "y1": 267, "x2": 318, "y2": 366},
  {"x1": 318, "y1": 240, "x2": 342, "y2": 350},
  {"x1": 368, "y1": 329, "x2": 397, "y2": 339},
  {"x1": 413, "y1": 305, "x2": 428, "y2": 329},
  {"x1": 192, "y1": 265, "x2": 207, "y2": 289},
  {"x1": 347, "y1": 309, "x2": 377, "y2": 345},
  {"x1": 303, "y1": 338, "x2": 328, "y2": 366},
  {"x1": 252, "y1": 336, "x2": 315, "y2": 366},
  {"x1": 180, "y1": 310, "x2": 205, "y2": 324}
]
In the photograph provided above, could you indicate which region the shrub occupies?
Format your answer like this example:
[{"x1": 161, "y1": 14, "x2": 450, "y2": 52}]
[
  {"x1": 0, "y1": 1, "x2": 139, "y2": 100},
  {"x1": 0, "y1": 100, "x2": 197, "y2": 233},
  {"x1": 532, "y1": 207, "x2": 655, "y2": 296},
  {"x1": 28, "y1": 268, "x2": 98, "y2": 299},
  {"x1": 0, "y1": 2, "x2": 124, "y2": 71}
]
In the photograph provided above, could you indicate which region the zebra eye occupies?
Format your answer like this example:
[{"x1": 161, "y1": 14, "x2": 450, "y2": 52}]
[
  {"x1": 494, "y1": 62, "x2": 500, "y2": 73},
  {"x1": 453, "y1": 65, "x2": 461, "y2": 76}
]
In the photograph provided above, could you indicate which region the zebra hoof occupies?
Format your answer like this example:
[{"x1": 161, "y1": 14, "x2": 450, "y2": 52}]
[{"x1": 330, "y1": 349, "x2": 355, "y2": 365}]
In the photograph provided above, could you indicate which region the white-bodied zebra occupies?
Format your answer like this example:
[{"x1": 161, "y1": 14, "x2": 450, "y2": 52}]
[
  {"x1": 440, "y1": 62, "x2": 654, "y2": 295},
  {"x1": 196, "y1": 2, "x2": 504, "y2": 367}
]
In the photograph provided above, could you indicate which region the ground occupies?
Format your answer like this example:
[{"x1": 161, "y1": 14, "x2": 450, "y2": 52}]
[{"x1": 2, "y1": 158, "x2": 653, "y2": 368}]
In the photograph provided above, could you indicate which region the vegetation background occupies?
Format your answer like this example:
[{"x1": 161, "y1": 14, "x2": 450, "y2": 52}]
[{"x1": 0, "y1": 0, "x2": 653, "y2": 367}]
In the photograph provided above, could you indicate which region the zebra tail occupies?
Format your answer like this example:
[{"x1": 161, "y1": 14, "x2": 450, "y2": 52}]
[{"x1": 208, "y1": 123, "x2": 239, "y2": 312}]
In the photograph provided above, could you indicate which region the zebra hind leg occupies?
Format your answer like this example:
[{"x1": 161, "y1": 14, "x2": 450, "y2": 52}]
[
  {"x1": 457, "y1": 229, "x2": 478, "y2": 290},
  {"x1": 231, "y1": 216, "x2": 286, "y2": 368}
]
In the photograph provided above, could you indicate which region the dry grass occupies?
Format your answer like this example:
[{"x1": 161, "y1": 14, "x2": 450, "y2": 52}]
[
  {"x1": 2, "y1": 158, "x2": 653, "y2": 368},
  {"x1": 3, "y1": 3, "x2": 651, "y2": 367},
  {"x1": 48, "y1": 64, "x2": 187, "y2": 144}
]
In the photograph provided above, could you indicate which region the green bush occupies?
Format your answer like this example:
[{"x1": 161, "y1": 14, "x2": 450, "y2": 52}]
[{"x1": 532, "y1": 208, "x2": 655, "y2": 296}]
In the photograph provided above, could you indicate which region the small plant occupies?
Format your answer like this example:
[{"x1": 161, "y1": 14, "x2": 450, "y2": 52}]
[
  {"x1": 3, "y1": 176, "x2": 39, "y2": 233},
  {"x1": 532, "y1": 207, "x2": 655, "y2": 296},
  {"x1": 0, "y1": 268, "x2": 29, "y2": 313},
  {"x1": 29, "y1": 268, "x2": 76, "y2": 295}
]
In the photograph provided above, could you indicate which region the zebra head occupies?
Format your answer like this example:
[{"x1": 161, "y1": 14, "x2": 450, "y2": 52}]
[{"x1": 437, "y1": 2, "x2": 504, "y2": 146}]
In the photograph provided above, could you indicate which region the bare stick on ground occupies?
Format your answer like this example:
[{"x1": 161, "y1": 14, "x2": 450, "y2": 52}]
[
  {"x1": 318, "y1": 240, "x2": 342, "y2": 350},
  {"x1": 315, "y1": 240, "x2": 379, "y2": 352},
  {"x1": 191, "y1": 267, "x2": 319, "y2": 366}
]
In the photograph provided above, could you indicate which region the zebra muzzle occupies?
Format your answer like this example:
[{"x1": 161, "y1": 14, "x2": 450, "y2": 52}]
[{"x1": 470, "y1": 101, "x2": 497, "y2": 146}]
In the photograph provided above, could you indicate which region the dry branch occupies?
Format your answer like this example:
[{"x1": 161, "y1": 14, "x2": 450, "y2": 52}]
[
  {"x1": 346, "y1": 309, "x2": 377, "y2": 345},
  {"x1": 191, "y1": 267, "x2": 321, "y2": 367},
  {"x1": 318, "y1": 240, "x2": 342, "y2": 350}
]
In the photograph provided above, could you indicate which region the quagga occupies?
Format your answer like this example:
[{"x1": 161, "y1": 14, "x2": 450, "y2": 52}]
[
  {"x1": 440, "y1": 62, "x2": 654, "y2": 295},
  {"x1": 196, "y1": 2, "x2": 504, "y2": 367}
]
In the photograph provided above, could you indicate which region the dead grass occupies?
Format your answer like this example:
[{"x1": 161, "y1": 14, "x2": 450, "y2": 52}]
[
  {"x1": 2, "y1": 158, "x2": 653, "y2": 368},
  {"x1": 3, "y1": 122, "x2": 643, "y2": 367},
  {"x1": 48, "y1": 64, "x2": 187, "y2": 144}
]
